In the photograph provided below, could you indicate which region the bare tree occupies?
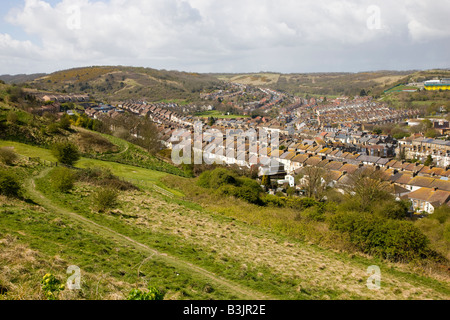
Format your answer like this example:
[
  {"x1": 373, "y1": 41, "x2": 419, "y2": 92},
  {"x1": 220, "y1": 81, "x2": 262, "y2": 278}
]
[
  {"x1": 345, "y1": 167, "x2": 392, "y2": 211},
  {"x1": 297, "y1": 166, "x2": 331, "y2": 200}
]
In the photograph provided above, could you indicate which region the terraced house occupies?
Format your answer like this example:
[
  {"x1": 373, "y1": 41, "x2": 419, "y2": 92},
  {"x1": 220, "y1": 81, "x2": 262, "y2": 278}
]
[{"x1": 398, "y1": 137, "x2": 450, "y2": 167}]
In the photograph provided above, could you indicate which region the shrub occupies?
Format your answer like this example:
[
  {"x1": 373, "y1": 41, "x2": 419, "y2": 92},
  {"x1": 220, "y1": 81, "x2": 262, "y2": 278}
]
[
  {"x1": 374, "y1": 200, "x2": 409, "y2": 220},
  {"x1": 76, "y1": 167, "x2": 136, "y2": 191},
  {"x1": 51, "y1": 142, "x2": 80, "y2": 166},
  {"x1": 0, "y1": 170, "x2": 22, "y2": 197},
  {"x1": 50, "y1": 167, "x2": 76, "y2": 193},
  {"x1": 92, "y1": 188, "x2": 119, "y2": 213},
  {"x1": 59, "y1": 114, "x2": 72, "y2": 130},
  {"x1": 235, "y1": 185, "x2": 261, "y2": 204},
  {"x1": 47, "y1": 123, "x2": 60, "y2": 134},
  {"x1": 127, "y1": 287, "x2": 164, "y2": 300},
  {"x1": 303, "y1": 206, "x2": 326, "y2": 222},
  {"x1": 263, "y1": 194, "x2": 286, "y2": 207},
  {"x1": 429, "y1": 206, "x2": 450, "y2": 224},
  {"x1": 209, "y1": 168, "x2": 238, "y2": 189},
  {"x1": 6, "y1": 111, "x2": 18, "y2": 124},
  {"x1": 0, "y1": 147, "x2": 18, "y2": 165},
  {"x1": 197, "y1": 170, "x2": 212, "y2": 188},
  {"x1": 329, "y1": 212, "x2": 432, "y2": 262}
]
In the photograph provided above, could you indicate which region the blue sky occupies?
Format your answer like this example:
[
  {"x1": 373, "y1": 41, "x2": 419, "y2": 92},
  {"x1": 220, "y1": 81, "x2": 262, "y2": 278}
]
[{"x1": 1, "y1": 0, "x2": 449, "y2": 75}]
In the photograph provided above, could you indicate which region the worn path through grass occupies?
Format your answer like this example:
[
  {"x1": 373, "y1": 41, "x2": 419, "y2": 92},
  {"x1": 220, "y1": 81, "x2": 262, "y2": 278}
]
[{"x1": 23, "y1": 168, "x2": 271, "y2": 300}]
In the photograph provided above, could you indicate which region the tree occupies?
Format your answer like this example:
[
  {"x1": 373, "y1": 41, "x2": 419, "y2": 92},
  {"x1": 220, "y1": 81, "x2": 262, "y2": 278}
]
[
  {"x1": 373, "y1": 128, "x2": 382, "y2": 135},
  {"x1": 398, "y1": 147, "x2": 407, "y2": 161},
  {"x1": 345, "y1": 168, "x2": 391, "y2": 212},
  {"x1": 138, "y1": 120, "x2": 161, "y2": 155},
  {"x1": 297, "y1": 166, "x2": 330, "y2": 200},
  {"x1": 424, "y1": 155, "x2": 434, "y2": 167},
  {"x1": 51, "y1": 142, "x2": 80, "y2": 166},
  {"x1": 425, "y1": 128, "x2": 438, "y2": 138},
  {"x1": 261, "y1": 175, "x2": 271, "y2": 190}
]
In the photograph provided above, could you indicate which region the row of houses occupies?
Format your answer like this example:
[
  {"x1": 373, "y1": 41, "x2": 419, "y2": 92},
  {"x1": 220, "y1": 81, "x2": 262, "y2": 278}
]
[{"x1": 398, "y1": 136, "x2": 450, "y2": 167}]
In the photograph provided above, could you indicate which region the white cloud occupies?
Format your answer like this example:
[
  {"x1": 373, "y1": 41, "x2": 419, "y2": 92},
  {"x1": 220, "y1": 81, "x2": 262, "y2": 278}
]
[{"x1": 1, "y1": 0, "x2": 449, "y2": 74}]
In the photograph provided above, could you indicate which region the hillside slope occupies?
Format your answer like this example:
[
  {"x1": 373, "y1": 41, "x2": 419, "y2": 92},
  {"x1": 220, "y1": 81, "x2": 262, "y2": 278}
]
[
  {"x1": 28, "y1": 66, "x2": 222, "y2": 103},
  {"x1": 0, "y1": 141, "x2": 449, "y2": 300},
  {"x1": 214, "y1": 69, "x2": 450, "y2": 97}
]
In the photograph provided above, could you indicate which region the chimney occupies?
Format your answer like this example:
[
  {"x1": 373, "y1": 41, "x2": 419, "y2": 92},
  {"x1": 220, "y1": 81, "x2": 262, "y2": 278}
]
[
  {"x1": 342, "y1": 162, "x2": 347, "y2": 166},
  {"x1": 322, "y1": 156, "x2": 327, "y2": 161},
  {"x1": 342, "y1": 171, "x2": 348, "y2": 175},
  {"x1": 393, "y1": 169, "x2": 399, "y2": 175},
  {"x1": 413, "y1": 172, "x2": 417, "y2": 177},
  {"x1": 359, "y1": 164, "x2": 364, "y2": 168},
  {"x1": 433, "y1": 187, "x2": 438, "y2": 192}
]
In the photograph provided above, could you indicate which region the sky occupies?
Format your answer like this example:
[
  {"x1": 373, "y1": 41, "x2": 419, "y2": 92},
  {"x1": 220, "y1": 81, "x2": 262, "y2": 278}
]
[{"x1": 0, "y1": 0, "x2": 449, "y2": 75}]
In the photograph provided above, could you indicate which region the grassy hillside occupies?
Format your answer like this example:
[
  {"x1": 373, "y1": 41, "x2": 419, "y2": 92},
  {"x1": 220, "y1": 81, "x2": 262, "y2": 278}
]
[
  {"x1": 214, "y1": 69, "x2": 450, "y2": 97},
  {"x1": 1, "y1": 141, "x2": 449, "y2": 300},
  {"x1": 28, "y1": 66, "x2": 223, "y2": 103}
]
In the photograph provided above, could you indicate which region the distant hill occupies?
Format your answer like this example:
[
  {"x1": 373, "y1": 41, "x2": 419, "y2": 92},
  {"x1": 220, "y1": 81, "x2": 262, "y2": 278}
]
[
  {"x1": 27, "y1": 66, "x2": 223, "y2": 103},
  {"x1": 0, "y1": 73, "x2": 47, "y2": 84},
  {"x1": 12, "y1": 67, "x2": 450, "y2": 102},
  {"x1": 213, "y1": 69, "x2": 450, "y2": 97}
]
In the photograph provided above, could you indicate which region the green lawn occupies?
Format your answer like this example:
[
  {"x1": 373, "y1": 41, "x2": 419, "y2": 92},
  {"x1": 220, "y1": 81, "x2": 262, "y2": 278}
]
[{"x1": 194, "y1": 110, "x2": 249, "y2": 119}]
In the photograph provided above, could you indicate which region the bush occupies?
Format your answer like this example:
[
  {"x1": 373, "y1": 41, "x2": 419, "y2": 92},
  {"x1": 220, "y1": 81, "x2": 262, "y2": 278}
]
[
  {"x1": 197, "y1": 171, "x2": 212, "y2": 188},
  {"x1": 50, "y1": 167, "x2": 76, "y2": 193},
  {"x1": 46, "y1": 123, "x2": 60, "y2": 134},
  {"x1": 127, "y1": 287, "x2": 164, "y2": 300},
  {"x1": 0, "y1": 147, "x2": 18, "y2": 165},
  {"x1": 92, "y1": 188, "x2": 119, "y2": 213},
  {"x1": 6, "y1": 111, "x2": 18, "y2": 124},
  {"x1": 263, "y1": 194, "x2": 286, "y2": 207},
  {"x1": 0, "y1": 170, "x2": 22, "y2": 197},
  {"x1": 303, "y1": 206, "x2": 326, "y2": 222},
  {"x1": 76, "y1": 167, "x2": 136, "y2": 191},
  {"x1": 374, "y1": 200, "x2": 409, "y2": 220},
  {"x1": 59, "y1": 114, "x2": 72, "y2": 130},
  {"x1": 429, "y1": 206, "x2": 450, "y2": 224},
  {"x1": 235, "y1": 185, "x2": 261, "y2": 204},
  {"x1": 51, "y1": 142, "x2": 80, "y2": 166},
  {"x1": 329, "y1": 212, "x2": 432, "y2": 262},
  {"x1": 209, "y1": 168, "x2": 238, "y2": 189}
]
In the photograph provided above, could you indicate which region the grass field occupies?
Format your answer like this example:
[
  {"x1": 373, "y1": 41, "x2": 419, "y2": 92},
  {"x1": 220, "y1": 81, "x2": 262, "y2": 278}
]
[
  {"x1": 194, "y1": 110, "x2": 249, "y2": 119},
  {"x1": 0, "y1": 139, "x2": 182, "y2": 195}
]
